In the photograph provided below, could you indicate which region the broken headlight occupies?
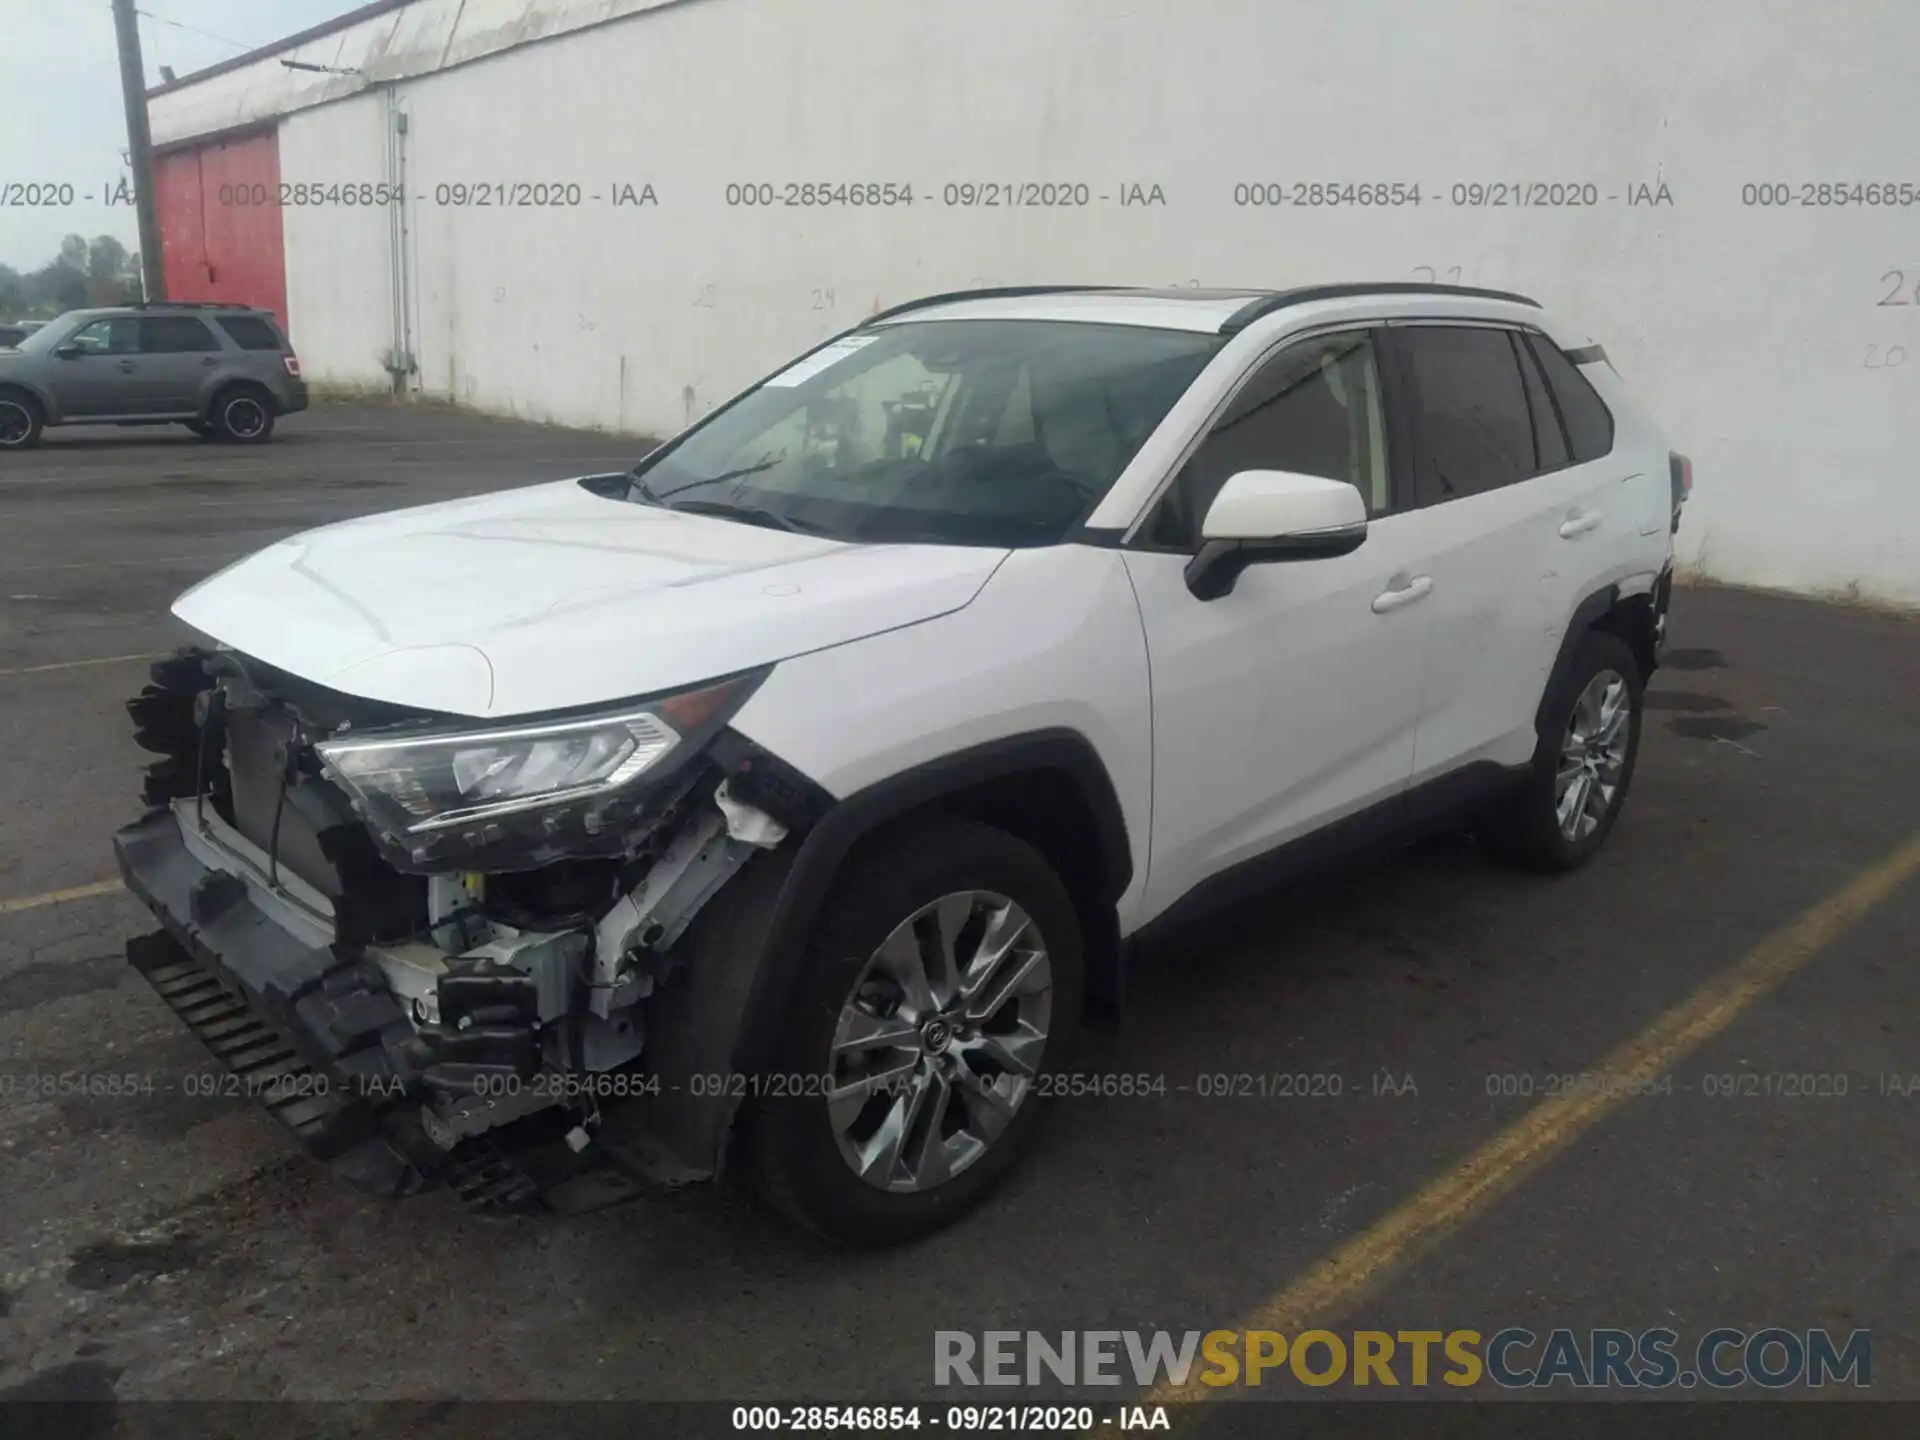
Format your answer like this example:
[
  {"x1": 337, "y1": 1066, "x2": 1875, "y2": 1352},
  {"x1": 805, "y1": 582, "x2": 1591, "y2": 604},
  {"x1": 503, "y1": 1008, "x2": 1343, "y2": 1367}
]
[{"x1": 314, "y1": 672, "x2": 762, "y2": 871}]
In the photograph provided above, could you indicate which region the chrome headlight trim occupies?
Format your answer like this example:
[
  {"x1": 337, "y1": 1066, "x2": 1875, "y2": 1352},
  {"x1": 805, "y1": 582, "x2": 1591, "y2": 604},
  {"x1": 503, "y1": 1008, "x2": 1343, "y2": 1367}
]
[{"x1": 313, "y1": 672, "x2": 761, "y2": 839}]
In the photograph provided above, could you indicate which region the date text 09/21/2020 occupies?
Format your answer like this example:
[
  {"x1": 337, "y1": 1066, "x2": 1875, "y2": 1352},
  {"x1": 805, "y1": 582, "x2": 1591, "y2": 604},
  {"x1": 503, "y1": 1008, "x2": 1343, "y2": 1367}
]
[{"x1": 5, "y1": 1068, "x2": 1917, "y2": 1105}]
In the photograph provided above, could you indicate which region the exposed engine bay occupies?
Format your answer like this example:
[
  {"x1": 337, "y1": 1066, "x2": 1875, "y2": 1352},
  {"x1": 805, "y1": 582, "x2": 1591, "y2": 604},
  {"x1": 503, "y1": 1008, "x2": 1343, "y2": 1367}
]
[{"x1": 116, "y1": 646, "x2": 826, "y2": 1212}]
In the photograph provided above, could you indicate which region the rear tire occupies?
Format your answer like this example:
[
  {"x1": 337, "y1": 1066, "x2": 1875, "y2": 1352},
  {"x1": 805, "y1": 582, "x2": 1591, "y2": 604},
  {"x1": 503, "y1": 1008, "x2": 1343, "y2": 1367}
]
[
  {"x1": 0, "y1": 390, "x2": 43, "y2": 450},
  {"x1": 1480, "y1": 630, "x2": 1643, "y2": 873},
  {"x1": 747, "y1": 816, "x2": 1084, "y2": 1246},
  {"x1": 210, "y1": 385, "x2": 275, "y2": 443}
]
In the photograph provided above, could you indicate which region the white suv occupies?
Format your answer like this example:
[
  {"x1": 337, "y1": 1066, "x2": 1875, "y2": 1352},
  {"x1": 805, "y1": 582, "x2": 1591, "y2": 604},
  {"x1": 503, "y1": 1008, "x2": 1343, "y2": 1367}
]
[{"x1": 116, "y1": 284, "x2": 1686, "y2": 1242}]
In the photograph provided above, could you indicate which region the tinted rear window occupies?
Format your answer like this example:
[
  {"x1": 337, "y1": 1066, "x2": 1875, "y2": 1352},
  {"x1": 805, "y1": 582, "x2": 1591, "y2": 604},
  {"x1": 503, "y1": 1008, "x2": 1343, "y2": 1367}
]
[
  {"x1": 216, "y1": 315, "x2": 287, "y2": 351},
  {"x1": 141, "y1": 316, "x2": 220, "y2": 353},
  {"x1": 1526, "y1": 335, "x2": 1615, "y2": 462},
  {"x1": 1514, "y1": 332, "x2": 1571, "y2": 471},
  {"x1": 1398, "y1": 325, "x2": 1536, "y2": 502}
]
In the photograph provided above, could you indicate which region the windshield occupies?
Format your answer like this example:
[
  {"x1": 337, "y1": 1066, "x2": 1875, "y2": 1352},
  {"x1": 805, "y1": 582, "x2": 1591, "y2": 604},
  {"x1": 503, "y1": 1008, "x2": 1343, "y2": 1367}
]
[
  {"x1": 627, "y1": 319, "x2": 1224, "y2": 547},
  {"x1": 8, "y1": 317, "x2": 72, "y2": 355}
]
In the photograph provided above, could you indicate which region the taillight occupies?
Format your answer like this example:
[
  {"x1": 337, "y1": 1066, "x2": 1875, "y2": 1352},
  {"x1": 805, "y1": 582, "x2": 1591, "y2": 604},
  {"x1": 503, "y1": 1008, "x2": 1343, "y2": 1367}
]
[
  {"x1": 1668, "y1": 452, "x2": 1692, "y2": 531},
  {"x1": 283, "y1": 355, "x2": 302, "y2": 378},
  {"x1": 1671, "y1": 453, "x2": 1692, "y2": 499}
]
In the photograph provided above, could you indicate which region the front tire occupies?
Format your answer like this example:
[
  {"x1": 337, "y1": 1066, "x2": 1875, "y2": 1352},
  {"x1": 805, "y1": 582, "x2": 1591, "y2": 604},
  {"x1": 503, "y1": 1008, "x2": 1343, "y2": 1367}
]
[
  {"x1": 1481, "y1": 629, "x2": 1644, "y2": 872},
  {"x1": 748, "y1": 816, "x2": 1084, "y2": 1245},
  {"x1": 210, "y1": 385, "x2": 275, "y2": 443},
  {"x1": 0, "y1": 391, "x2": 43, "y2": 450}
]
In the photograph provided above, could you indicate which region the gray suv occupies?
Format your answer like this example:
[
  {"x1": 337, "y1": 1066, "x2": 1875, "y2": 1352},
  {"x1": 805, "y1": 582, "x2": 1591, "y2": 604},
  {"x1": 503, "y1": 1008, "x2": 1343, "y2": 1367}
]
[{"x1": 0, "y1": 303, "x2": 308, "y2": 450}]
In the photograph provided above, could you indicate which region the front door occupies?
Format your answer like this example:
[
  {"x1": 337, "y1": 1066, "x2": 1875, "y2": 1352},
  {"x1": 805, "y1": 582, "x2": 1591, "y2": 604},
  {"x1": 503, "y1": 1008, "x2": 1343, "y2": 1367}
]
[
  {"x1": 46, "y1": 316, "x2": 144, "y2": 417},
  {"x1": 1123, "y1": 328, "x2": 1432, "y2": 924}
]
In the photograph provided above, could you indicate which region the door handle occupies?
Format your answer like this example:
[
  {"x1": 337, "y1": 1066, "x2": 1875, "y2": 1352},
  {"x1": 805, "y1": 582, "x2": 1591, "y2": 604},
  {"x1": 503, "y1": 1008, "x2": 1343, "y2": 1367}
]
[
  {"x1": 200, "y1": 356, "x2": 219, "y2": 367},
  {"x1": 1559, "y1": 509, "x2": 1602, "y2": 539},
  {"x1": 1371, "y1": 574, "x2": 1434, "y2": 614},
  {"x1": 117, "y1": 360, "x2": 137, "y2": 372}
]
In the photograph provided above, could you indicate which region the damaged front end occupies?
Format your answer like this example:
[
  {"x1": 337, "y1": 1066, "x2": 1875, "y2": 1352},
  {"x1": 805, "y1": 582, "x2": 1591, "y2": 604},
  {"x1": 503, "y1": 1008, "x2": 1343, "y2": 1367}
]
[{"x1": 114, "y1": 647, "x2": 826, "y2": 1212}]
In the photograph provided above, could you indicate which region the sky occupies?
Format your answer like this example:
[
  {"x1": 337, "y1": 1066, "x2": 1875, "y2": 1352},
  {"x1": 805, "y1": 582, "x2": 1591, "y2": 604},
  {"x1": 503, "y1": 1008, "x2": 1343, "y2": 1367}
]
[{"x1": 0, "y1": 0, "x2": 363, "y2": 270}]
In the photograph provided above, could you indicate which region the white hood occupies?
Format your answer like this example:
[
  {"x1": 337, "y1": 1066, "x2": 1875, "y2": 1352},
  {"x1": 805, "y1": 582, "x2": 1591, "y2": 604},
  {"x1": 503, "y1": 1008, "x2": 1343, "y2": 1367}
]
[{"x1": 173, "y1": 478, "x2": 1009, "y2": 717}]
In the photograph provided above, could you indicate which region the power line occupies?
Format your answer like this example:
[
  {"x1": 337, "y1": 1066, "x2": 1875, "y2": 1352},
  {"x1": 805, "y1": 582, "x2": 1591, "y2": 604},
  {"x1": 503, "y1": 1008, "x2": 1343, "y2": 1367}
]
[{"x1": 133, "y1": 6, "x2": 256, "y2": 51}]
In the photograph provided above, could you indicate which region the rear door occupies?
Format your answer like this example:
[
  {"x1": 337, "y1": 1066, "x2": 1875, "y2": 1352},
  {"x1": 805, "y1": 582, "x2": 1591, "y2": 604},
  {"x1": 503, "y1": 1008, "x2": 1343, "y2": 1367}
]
[
  {"x1": 1524, "y1": 334, "x2": 1659, "y2": 596},
  {"x1": 1384, "y1": 322, "x2": 1578, "y2": 782},
  {"x1": 46, "y1": 316, "x2": 142, "y2": 417},
  {"x1": 137, "y1": 315, "x2": 225, "y2": 414}
]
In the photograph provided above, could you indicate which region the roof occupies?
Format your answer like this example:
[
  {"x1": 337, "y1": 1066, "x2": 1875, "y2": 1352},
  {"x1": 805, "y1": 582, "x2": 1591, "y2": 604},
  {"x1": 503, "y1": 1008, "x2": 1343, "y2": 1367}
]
[
  {"x1": 867, "y1": 283, "x2": 1543, "y2": 335},
  {"x1": 144, "y1": 0, "x2": 689, "y2": 149},
  {"x1": 55, "y1": 303, "x2": 267, "y2": 319},
  {"x1": 146, "y1": 0, "x2": 414, "y2": 98}
]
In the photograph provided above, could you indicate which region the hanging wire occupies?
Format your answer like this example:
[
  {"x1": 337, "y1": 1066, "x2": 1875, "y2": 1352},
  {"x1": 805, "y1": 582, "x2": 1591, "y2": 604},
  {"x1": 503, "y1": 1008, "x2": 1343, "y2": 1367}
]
[{"x1": 133, "y1": 6, "x2": 257, "y2": 52}]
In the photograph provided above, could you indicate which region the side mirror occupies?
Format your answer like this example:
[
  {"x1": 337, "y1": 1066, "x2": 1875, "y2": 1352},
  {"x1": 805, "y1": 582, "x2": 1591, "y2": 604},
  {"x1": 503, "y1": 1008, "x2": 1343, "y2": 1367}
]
[
  {"x1": 1184, "y1": 469, "x2": 1368, "y2": 600},
  {"x1": 53, "y1": 343, "x2": 84, "y2": 359}
]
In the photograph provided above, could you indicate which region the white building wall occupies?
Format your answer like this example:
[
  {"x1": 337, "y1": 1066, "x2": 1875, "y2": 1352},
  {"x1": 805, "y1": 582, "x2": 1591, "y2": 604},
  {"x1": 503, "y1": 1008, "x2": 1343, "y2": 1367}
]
[
  {"x1": 155, "y1": 0, "x2": 1920, "y2": 604},
  {"x1": 278, "y1": 94, "x2": 394, "y2": 389}
]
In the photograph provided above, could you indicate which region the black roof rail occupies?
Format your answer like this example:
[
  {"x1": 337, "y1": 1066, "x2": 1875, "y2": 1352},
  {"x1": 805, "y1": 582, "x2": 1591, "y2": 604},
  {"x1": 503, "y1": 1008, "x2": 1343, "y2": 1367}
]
[
  {"x1": 1218, "y1": 282, "x2": 1542, "y2": 334},
  {"x1": 863, "y1": 285, "x2": 1135, "y2": 325},
  {"x1": 127, "y1": 300, "x2": 254, "y2": 310}
]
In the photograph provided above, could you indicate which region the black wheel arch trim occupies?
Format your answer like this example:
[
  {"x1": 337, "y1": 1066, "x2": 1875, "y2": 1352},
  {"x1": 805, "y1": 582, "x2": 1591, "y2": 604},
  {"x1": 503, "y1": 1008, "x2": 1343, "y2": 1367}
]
[
  {"x1": 634, "y1": 727, "x2": 1134, "y2": 1178},
  {"x1": 204, "y1": 380, "x2": 276, "y2": 425},
  {"x1": 0, "y1": 380, "x2": 56, "y2": 423},
  {"x1": 735, "y1": 729, "x2": 1131, "y2": 1069},
  {"x1": 1537, "y1": 580, "x2": 1665, "y2": 738},
  {"x1": 1537, "y1": 585, "x2": 1619, "y2": 736}
]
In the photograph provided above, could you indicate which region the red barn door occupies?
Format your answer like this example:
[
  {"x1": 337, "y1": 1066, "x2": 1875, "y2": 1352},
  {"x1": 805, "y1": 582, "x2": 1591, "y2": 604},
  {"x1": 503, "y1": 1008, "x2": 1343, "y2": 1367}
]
[{"x1": 154, "y1": 129, "x2": 290, "y2": 334}]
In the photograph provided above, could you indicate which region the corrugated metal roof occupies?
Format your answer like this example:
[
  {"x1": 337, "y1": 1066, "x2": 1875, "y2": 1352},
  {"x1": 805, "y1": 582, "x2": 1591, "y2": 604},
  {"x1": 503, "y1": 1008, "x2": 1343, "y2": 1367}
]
[
  {"x1": 146, "y1": 0, "x2": 697, "y2": 148},
  {"x1": 146, "y1": 0, "x2": 416, "y2": 99}
]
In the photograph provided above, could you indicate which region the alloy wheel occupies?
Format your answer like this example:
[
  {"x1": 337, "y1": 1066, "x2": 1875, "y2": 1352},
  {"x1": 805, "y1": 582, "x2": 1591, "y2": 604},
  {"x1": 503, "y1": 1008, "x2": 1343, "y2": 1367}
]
[
  {"x1": 1557, "y1": 669, "x2": 1631, "y2": 841},
  {"x1": 827, "y1": 890, "x2": 1053, "y2": 1193},
  {"x1": 224, "y1": 396, "x2": 267, "y2": 439},
  {"x1": 0, "y1": 400, "x2": 32, "y2": 446}
]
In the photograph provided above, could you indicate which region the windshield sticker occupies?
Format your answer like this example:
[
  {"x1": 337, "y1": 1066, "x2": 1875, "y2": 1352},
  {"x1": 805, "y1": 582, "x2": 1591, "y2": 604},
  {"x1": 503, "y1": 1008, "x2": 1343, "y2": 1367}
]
[{"x1": 762, "y1": 333, "x2": 882, "y2": 387}]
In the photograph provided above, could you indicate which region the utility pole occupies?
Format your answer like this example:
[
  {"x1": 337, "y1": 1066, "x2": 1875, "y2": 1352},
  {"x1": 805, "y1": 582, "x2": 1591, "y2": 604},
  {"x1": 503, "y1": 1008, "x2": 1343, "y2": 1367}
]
[{"x1": 110, "y1": 0, "x2": 167, "y2": 301}]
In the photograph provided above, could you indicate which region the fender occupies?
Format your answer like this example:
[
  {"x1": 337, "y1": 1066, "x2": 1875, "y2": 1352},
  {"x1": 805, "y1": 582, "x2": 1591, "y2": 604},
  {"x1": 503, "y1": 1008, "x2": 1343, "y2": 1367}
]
[
  {"x1": 1535, "y1": 584, "x2": 1619, "y2": 738},
  {"x1": 624, "y1": 728, "x2": 1133, "y2": 1179},
  {"x1": 740, "y1": 727, "x2": 1132, "y2": 1073},
  {"x1": 0, "y1": 377, "x2": 59, "y2": 423}
]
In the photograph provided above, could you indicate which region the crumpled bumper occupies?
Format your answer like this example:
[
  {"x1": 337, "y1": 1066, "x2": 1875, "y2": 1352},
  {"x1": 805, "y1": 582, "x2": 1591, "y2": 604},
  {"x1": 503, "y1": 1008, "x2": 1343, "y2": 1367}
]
[
  {"x1": 114, "y1": 803, "x2": 723, "y2": 1213},
  {"x1": 114, "y1": 804, "x2": 442, "y2": 1197}
]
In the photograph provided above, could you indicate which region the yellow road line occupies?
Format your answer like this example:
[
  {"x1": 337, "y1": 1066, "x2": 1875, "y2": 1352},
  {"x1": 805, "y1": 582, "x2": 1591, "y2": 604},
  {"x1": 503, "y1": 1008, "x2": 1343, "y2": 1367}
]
[
  {"x1": 0, "y1": 878, "x2": 125, "y2": 916},
  {"x1": 0, "y1": 652, "x2": 164, "y2": 678},
  {"x1": 1142, "y1": 834, "x2": 1920, "y2": 1407}
]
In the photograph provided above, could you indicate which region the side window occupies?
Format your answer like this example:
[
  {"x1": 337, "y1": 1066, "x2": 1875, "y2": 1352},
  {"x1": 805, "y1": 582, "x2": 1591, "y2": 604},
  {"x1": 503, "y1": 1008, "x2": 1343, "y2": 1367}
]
[
  {"x1": 140, "y1": 316, "x2": 221, "y2": 354},
  {"x1": 1513, "y1": 332, "x2": 1570, "y2": 471},
  {"x1": 67, "y1": 317, "x2": 140, "y2": 354},
  {"x1": 216, "y1": 315, "x2": 285, "y2": 351},
  {"x1": 1526, "y1": 335, "x2": 1615, "y2": 462},
  {"x1": 1398, "y1": 325, "x2": 1536, "y2": 504},
  {"x1": 1147, "y1": 329, "x2": 1388, "y2": 548}
]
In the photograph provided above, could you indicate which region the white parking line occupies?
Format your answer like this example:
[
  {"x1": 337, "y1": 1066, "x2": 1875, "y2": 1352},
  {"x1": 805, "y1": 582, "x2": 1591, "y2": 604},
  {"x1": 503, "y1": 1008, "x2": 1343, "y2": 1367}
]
[
  {"x1": 0, "y1": 553, "x2": 238, "y2": 575},
  {"x1": 0, "y1": 652, "x2": 165, "y2": 678},
  {"x1": 0, "y1": 451, "x2": 637, "y2": 483},
  {"x1": 20, "y1": 493, "x2": 401, "y2": 519}
]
